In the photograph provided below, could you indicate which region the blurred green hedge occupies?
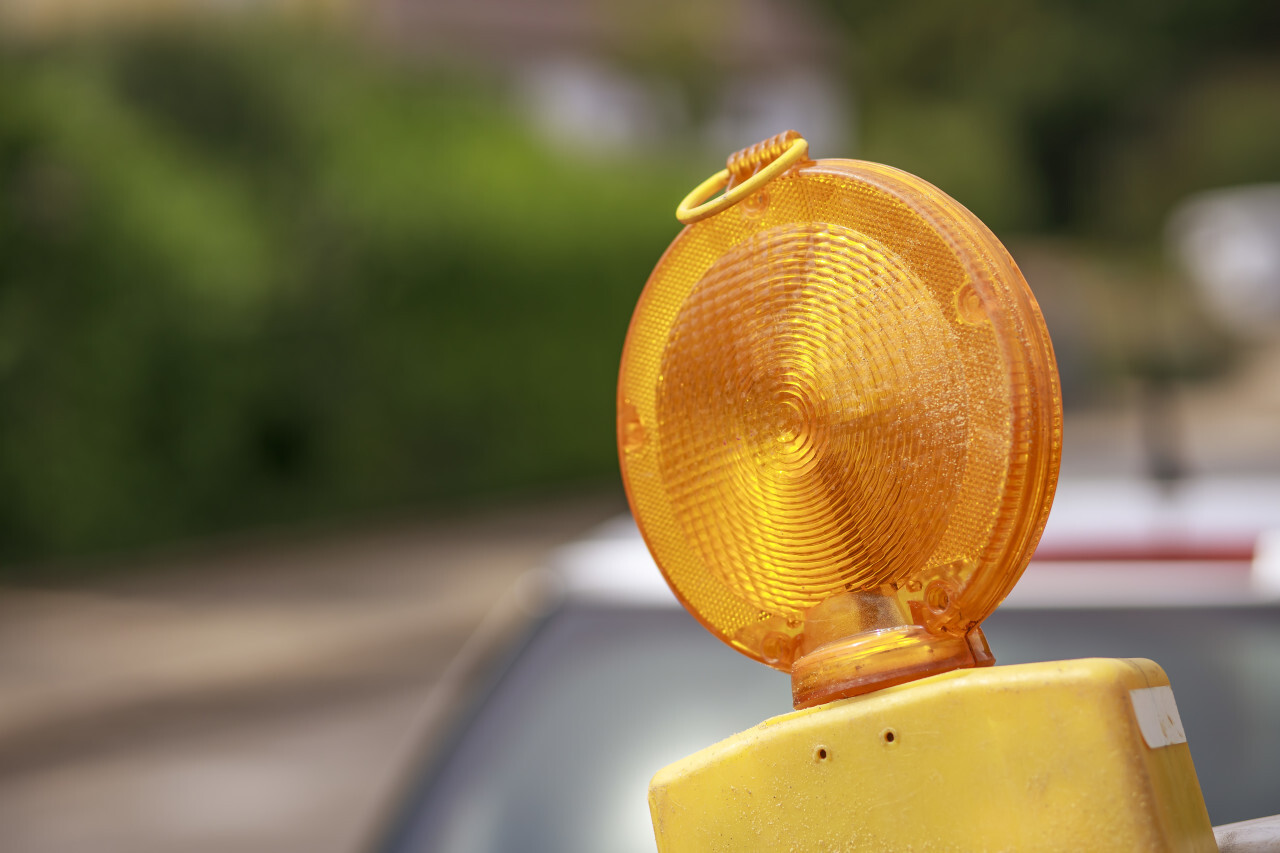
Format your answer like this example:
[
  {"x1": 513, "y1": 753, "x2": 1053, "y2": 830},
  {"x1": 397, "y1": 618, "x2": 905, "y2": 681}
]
[
  {"x1": 3, "y1": 11, "x2": 1278, "y2": 568},
  {"x1": 0, "y1": 29, "x2": 688, "y2": 566}
]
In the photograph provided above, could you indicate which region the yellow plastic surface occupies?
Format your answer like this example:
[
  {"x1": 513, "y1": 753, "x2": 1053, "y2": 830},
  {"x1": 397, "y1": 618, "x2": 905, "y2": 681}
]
[
  {"x1": 618, "y1": 132, "x2": 1062, "y2": 705},
  {"x1": 649, "y1": 658, "x2": 1215, "y2": 852},
  {"x1": 676, "y1": 134, "x2": 810, "y2": 224}
]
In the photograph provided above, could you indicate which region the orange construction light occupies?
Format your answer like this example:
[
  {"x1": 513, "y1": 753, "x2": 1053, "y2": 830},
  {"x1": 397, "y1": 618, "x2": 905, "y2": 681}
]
[{"x1": 617, "y1": 131, "x2": 1063, "y2": 709}]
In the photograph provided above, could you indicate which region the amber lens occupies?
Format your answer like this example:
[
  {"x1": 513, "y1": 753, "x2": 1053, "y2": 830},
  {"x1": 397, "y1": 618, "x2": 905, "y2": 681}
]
[
  {"x1": 657, "y1": 222, "x2": 964, "y2": 613},
  {"x1": 619, "y1": 159, "x2": 1060, "y2": 668}
]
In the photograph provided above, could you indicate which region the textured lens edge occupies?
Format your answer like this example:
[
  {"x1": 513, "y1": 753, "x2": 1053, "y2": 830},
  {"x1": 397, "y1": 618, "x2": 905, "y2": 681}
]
[{"x1": 818, "y1": 159, "x2": 1063, "y2": 624}]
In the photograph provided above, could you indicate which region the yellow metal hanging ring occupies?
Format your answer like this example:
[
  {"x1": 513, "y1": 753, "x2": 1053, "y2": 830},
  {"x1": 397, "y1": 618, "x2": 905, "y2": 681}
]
[{"x1": 676, "y1": 136, "x2": 809, "y2": 225}]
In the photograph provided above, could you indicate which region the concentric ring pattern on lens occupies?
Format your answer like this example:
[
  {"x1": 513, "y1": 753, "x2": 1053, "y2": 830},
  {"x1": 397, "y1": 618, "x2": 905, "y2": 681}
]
[
  {"x1": 657, "y1": 223, "x2": 966, "y2": 614},
  {"x1": 618, "y1": 159, "x2": 1061, "y2": 667}
]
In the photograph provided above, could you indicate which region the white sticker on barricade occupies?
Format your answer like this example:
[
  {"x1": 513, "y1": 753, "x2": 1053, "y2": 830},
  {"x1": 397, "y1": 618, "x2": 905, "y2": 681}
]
[{"x1": 1130, "y1": 686, "x2": 1188, "y2": 749}]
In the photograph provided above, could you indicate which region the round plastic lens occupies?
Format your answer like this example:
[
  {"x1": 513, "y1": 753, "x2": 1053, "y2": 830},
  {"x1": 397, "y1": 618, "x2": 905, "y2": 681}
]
[
  {"x1": 619, "y1": 143, "x2": 1061, "y2": 703},
  {"x1": 657, "y1": 221, "x2": 965, "y2": 614}
]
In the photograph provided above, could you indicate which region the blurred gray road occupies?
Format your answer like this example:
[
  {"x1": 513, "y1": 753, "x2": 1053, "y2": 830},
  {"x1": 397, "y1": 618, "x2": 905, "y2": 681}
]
[{"x1": 0, "y1": 495, "x2": 623, "y2": 853}]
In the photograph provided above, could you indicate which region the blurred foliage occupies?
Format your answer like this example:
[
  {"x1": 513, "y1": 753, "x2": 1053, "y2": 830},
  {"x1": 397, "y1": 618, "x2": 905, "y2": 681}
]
[
  {"x1": 0, "y1": 27, "x2": 686, "y2": 566},
  {"x1": 822, "y1": 0, "x2": 1280, "y2": 236},
  {"x1": 1, "y1": 2, "x2": 1279, "y2": 566}
]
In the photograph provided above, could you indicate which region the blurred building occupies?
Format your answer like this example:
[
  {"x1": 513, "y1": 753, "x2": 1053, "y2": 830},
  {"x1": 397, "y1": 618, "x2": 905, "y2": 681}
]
[
  {"x1": 0, "y1": 0, "x2": 350, "y2": 35},
  {"x1": 0, "y1": 0, "x2": 852, "y2": 155},
  {"x1": 364, "y1": 0, "x2": 850, "y2": 154}
]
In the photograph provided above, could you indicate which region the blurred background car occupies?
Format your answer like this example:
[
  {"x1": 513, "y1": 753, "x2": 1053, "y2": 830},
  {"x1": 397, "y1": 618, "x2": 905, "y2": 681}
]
[
  {"x1": 0, "y1": 0, "x2": 1278, "y2": 850},
  {"x1": 376, "y1": 487, "x2": 1280, "y2": 853}
]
